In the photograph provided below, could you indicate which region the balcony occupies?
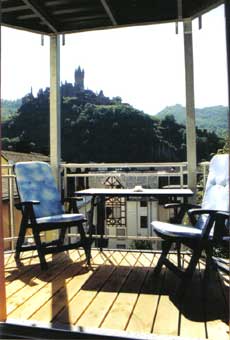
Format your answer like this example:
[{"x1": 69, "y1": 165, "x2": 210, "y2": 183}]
[{"x1": 1, "y1": 161, "x2": 229, "y2": 339}]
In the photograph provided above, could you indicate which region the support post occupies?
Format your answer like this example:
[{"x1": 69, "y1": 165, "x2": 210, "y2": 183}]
[
  {"x1": 224, "y1": 0, "x2": 230, "y2": 212},
  {"x1": 183, "y1": 19, "x2": 197, "y2": 195},
  {"x1": 0, "y1": 14, "x2": 7, "y2": 321},
  {"x1": 225, "y1": 1, "x2": 230, "y2": 138},
  {"x1": 50, "y1": 35, "x2": 61, "y2": 186}
]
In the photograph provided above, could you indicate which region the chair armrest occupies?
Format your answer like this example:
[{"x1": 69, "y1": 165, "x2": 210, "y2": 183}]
[
  {"x1": 15, "y1": 200, "x2": 40, "y2": 210},
  {"x1": 216, "y1": 211, "x2": 230, "y2": 218},
  {"x1": 213, "y1": 211, "x2": 230, "y2": 244},
  {"x1": 164, "y1": 203, "x2": 201, "y2": 224},
  {"x1": 188, "y1": 208, "x2": 217, "y2": 216},
  {"x1": 164, "y1": 203, "x2": 200, "y2": 209},
  {"x1": 187, "y1": 208, "x2": 218, "y2": 226}
]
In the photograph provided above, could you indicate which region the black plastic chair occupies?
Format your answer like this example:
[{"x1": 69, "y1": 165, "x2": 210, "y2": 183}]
[
  {"x1": 14, "y1": 161, "x2": 91, "y2": 269},
  {"x1": 151, "y1": 154, "x2": 229, "y2": 280}
]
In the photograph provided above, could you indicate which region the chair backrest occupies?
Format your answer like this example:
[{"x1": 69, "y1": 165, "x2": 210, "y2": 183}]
[
  {"x1": 197, "y1": 154, "x2": 229, "y2": 230},
  {"x1": 202, "y1": 154, "x2": 229, "y2": 211},
  {"x1": 14, "y1": 161, "x2": 64, "y2": 218}
]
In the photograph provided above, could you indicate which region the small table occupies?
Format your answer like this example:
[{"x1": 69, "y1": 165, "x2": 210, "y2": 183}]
[{"x1": 75, "y1": 187, "x2": 194, "y2": 247}]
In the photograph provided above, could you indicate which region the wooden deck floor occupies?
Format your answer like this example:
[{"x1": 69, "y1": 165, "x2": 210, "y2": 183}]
[{"x1": 4, "y1": 249, "x2": 229, "y2": 339}]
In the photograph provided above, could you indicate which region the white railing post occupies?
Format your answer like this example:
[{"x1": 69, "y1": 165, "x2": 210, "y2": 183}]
[
  {"x1": 50, "y1": 35, "x2": 61, "y2": 188},
  {"x1": 184, "y1": 19, "x2": 197, "y2": 197}
]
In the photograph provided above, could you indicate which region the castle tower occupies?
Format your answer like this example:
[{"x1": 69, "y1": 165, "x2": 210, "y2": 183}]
[{"x1": 74, "y1": 66, "x2": 84, "y2": 90}]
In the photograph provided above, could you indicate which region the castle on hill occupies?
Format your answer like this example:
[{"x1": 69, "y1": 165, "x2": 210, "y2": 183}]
[{"x1": 61, "y1": 66, "x2": 85, "y2": 97}]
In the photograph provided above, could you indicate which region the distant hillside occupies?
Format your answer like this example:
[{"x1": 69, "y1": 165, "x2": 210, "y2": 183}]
[
  {"x1": 156, "y1": 104, "x2": 228, "y2": 137},
  {"x1": 1, "y1": 99, "x2": 21, "y2": 120}
]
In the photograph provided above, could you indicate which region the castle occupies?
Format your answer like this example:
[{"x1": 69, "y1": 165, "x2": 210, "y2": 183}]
[{"x1": 61, "y1": 66, "x2": 85, "y2": 97}]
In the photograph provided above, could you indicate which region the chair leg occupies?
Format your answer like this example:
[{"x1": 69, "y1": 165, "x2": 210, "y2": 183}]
[
  {"x1": 78, "y1": 222, "x2": 91, "y2": 265},
  {"x1": 184, "y1": 246, "x2": 202, "y2": 279},
  {"x1": 203, "y1": 244, "x2": 215, "y2": 282},
  {"x1": 15, "y1": 217, "x2": 27, "y2": 262},
  {"x1": 32, "y1": 227, "x2": 48, "y2": 270},
  {"x1": 154, "y1": 240, "x2": 172, "y2": 275},
  {"x1": 176, "y1": 241, "x2": 181, "y2": 268},
  {"x1": 58, "y1": 226, "x2": 68, "y2": 246}
]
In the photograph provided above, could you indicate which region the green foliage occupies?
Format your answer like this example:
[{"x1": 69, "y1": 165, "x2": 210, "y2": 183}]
[
  {"x1": 156, "y1": 104, "x2": 228, "y2": 138},
  {"x1": 2, "y1": 87, "x2": 224, "y2": 163},
  {"x1": 1, "y1": 99, "x2": 22, "y2": 121},
  {"x1": 130, "y1": 240, "x2": 153, "y2": 250}
]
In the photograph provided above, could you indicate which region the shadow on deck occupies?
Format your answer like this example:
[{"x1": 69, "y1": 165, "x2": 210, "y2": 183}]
[{"x1": 2, "y1": 249, "x2": 229, "y2": 339}]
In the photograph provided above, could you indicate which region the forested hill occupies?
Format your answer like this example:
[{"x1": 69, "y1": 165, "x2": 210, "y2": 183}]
[
  {"x1": 2, "y1": 89, "x2": 223, "y2": 163},
  {"x1": 155, "y1": 104, "x2": 228, "y2": 137},
  {"x1": 1, "y1": 99, "x2": 22, "y2": 120}
]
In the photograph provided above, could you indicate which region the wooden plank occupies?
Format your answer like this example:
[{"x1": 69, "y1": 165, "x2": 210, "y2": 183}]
[
  {"x1": 6, "y1": 253, "x2": 54, "y2": 298},
  {"x1": 28, "y1": 251, "x2": 102, "y2": 323},
  {"x1": 5, "y1": 248, "x2": 80, "y2": 285},
  {"x1": 7, "y1": 249, "x2": 85, "y2": 317},
  {"x1": 179, "y1": 256, "x2": 206, "y2": 339},
  {"x1": 5, "y1": 251, "x2": 45, "y2": 285},
  {"x1": 52, "y1": 262, "x2": 116, "y2": 325},
  {"x1": 126, "y1": 254, "x2": 160, "y2": 333},
  {"x1": 204, "y1": 269, "x2": 229, "y2": 340},
  {"x1": 152, "y1": 255, "x2": 180, "y2": 336},
  {"x1": 76, "y1": 252, "x2": 144, "y2": 328},
  {"x1": 4, "y1": 249, "x2": 228, "y2": 339},
  {"x1": 100, "y1": 264, "x2": 148, "y2": 330}
]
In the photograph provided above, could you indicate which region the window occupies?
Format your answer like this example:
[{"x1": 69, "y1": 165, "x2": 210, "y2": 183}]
[
  {"x1": 116, "y1": 228, "x2": 126, "y2": 237},
  {"x1": 140, "y1": 200, "x2": 147, "y2": 207},
  {"x1": 140, "y1": 216, "x2": 148, "y2": 228},
  {"x1": 117, "y1": 244, "x2": 126, "y2": 249}
]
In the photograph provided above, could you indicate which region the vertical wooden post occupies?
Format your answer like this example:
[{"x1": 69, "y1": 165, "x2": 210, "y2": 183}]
[
  {"x1": 50, "y1": 35, "x2": 61, "y2": 187},
  {"x1": 0, "y1": 13, "x2": 7, "y2": 321},
  {"x1": 183, "y1": 19, "x2": 197, "y2": 194}
]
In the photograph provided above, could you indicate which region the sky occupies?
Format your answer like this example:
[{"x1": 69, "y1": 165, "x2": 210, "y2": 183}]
[{"x1": 1, "y1": 4, "x2": 228, "y2": 115}]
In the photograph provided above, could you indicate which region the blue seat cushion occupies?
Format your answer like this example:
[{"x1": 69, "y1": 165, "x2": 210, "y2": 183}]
[
  {"x1": 36, "y1": 213, "x2": 85, "y2": 225},
  {"x1": 151, "y1": 221, "x2": 202, "y2": 239}
]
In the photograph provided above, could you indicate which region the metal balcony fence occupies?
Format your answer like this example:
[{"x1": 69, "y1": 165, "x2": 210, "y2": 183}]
[{"x1": 1, "y1": 161, "x2": 209, "y2": 252}]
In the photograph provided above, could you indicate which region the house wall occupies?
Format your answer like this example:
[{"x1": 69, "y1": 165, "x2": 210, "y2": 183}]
[{"x1": 107, "y1": 200, "x2": 159, "y2": 250}]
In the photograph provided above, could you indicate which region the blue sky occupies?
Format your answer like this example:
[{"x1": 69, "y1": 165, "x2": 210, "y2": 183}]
[{"x1": 1, "y1": 4, "x2": 228, "y2": 115}]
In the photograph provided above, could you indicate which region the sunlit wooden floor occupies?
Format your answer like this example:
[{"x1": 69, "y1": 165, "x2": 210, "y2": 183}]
[{"x1": 4, "y1": 249, "x2": 229, "y2": 339}]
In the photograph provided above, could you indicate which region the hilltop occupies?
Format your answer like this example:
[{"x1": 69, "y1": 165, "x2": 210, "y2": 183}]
[
  {"x1": 1, "y1": 99, "x2": 21, "y2": 120},
  {"x1": 155, "y1": 104, "x2": 228, "y2": 137}
]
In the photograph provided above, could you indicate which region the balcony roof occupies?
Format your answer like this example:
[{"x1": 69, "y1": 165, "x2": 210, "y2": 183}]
[{"x1": 2, "y1": 0, "x2": 223, "y2": 35}]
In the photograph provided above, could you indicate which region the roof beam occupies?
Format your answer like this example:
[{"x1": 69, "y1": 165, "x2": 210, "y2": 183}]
[
  {"x1": 100, "y1": 0, "x2": 117, "y2": 25},
  {"x1": 21, "y1": 0, "x2": 59, "y2": 33},
  {"x1": 2, "y1": 5, "x2": 28, "y2": 13}
]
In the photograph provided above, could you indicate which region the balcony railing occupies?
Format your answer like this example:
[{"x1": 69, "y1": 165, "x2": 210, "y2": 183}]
[{"x1": 1, "y1": 161, "x2": 209, "y2": 252}]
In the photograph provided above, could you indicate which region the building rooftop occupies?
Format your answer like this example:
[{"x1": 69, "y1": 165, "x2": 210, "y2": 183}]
[{"x1": 2, "y1": 150, "x2": 49, "y2": 164}]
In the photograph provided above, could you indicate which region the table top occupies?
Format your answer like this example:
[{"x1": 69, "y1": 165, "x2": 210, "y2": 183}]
[{"x1": 75, "y1": 187, "x2": 194, "y2": 197}]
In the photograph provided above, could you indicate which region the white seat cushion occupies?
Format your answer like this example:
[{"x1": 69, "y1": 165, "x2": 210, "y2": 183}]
[
  {"x1": 151, "y1": 221, "x2": 202, "y2": 238},
  {"x1": 36, "y1": 213, "x2": 85, "y2": 224}
]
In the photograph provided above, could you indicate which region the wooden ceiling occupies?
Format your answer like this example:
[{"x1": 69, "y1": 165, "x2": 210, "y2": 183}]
[{"x1": 1, "y1": 0, "x2": 223, "y2": 35}]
